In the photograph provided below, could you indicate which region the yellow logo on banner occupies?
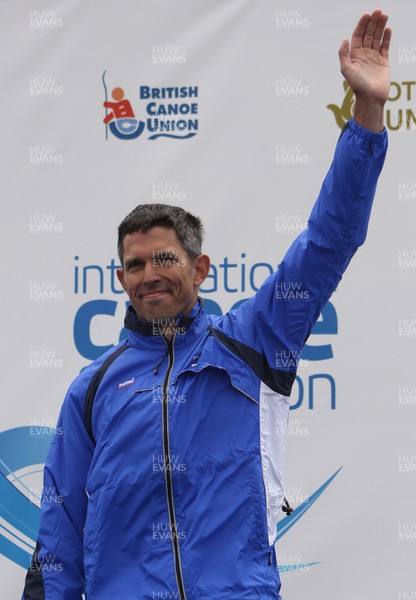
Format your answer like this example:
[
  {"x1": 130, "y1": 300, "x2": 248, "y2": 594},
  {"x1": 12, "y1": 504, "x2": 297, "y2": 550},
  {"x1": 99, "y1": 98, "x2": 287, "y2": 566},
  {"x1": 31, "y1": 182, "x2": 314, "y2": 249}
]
[
  {"x1": 327, "y1": 81, "x2": 354, "y2": 129},
  {"x1": 328, "y1": 80, "x2": 416, "y2": 132}
]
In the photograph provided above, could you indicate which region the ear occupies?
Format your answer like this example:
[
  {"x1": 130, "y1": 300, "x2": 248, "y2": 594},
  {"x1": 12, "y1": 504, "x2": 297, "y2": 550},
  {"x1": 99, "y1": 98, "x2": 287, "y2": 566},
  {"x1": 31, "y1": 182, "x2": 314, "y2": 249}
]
[
  {"x1": 193, "y1": 254, "x2": 210, "y2": 287},
  {"x1": 116, "y1": 268, "x2": 127, "y2": 291}
]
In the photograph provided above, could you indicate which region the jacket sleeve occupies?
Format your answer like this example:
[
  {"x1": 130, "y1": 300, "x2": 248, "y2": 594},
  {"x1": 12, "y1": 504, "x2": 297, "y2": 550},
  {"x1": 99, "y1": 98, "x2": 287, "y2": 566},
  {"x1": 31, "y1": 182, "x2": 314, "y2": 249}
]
[
  {"x1": 22, "y1": 375, "x2": 95, "y2": 599},
  {"x1": 214, "y1": 119, "x2": 388, "y2": 391}
]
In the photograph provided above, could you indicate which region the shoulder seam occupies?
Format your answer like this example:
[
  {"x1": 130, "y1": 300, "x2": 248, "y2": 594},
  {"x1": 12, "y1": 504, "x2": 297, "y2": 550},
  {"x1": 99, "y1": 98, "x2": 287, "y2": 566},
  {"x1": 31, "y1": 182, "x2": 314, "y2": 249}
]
[{"x1": 84, "y1": 344, "x2": 131, "y2": 444}]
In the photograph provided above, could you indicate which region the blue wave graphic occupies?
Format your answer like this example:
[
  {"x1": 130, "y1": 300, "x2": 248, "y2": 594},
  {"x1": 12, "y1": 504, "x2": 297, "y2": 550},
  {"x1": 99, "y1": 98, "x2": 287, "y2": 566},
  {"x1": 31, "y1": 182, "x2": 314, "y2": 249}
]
[
  {"x1": 279, "y1": 561, "x2": 320, "y2": 573},
  {"x1": 0, "y1": 427, "x2": 53, "y2": 568},
  {"x1": 275, "y1": 466, "x2": 342, "y2": 542},
  {"x1": 148, "y1": 132, "x2": 197, "y2": 140}
]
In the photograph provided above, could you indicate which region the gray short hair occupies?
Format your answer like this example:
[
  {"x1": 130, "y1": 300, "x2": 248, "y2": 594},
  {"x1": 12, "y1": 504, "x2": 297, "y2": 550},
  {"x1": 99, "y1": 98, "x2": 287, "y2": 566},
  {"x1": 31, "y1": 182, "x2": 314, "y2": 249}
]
[{"x1": 117, "y1": 204, "x2": 204, "y2": 265}]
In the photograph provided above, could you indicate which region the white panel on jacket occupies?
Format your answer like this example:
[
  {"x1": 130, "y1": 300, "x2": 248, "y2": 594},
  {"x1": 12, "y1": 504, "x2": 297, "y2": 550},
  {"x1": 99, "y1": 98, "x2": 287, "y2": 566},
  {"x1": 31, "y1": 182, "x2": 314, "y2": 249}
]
[{"x1": 259, "y1": 381, "x2": 290, "y2": 546}]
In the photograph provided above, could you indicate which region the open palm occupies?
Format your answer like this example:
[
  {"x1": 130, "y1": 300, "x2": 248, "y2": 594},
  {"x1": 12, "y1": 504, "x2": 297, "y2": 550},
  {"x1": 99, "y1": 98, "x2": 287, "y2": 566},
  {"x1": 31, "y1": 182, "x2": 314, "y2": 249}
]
[{"x1": 339, "y1": 10, "x2": 391, "y2": 105}]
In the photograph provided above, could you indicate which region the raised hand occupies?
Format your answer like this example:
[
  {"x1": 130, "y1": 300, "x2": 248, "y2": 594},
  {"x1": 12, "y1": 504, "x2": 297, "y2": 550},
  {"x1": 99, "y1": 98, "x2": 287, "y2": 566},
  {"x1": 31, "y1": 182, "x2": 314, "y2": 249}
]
[{"x1": 338, "y1": 9, "x2": 392, "y2": 131}]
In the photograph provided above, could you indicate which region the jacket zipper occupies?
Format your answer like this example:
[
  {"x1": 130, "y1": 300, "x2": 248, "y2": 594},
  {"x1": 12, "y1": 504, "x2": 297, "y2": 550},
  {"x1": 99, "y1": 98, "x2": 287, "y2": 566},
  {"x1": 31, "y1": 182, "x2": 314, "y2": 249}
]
[{"x1": 162, "y1": 335, "x2": 187, "y2": 600}]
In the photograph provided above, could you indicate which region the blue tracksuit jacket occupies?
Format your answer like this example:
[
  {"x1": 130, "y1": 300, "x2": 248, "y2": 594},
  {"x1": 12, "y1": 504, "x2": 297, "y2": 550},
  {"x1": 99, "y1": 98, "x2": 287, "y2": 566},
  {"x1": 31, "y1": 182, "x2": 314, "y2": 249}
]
[{"x1": 23, "y1": 119, "x2": 388, "y2": 599}]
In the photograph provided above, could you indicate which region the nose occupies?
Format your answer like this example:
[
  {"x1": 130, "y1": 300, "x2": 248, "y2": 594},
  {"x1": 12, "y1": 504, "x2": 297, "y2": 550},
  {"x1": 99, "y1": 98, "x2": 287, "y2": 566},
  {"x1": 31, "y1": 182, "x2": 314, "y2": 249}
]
[{"x1": 142, "y1": 260, "x2": 162, "y2": 285}]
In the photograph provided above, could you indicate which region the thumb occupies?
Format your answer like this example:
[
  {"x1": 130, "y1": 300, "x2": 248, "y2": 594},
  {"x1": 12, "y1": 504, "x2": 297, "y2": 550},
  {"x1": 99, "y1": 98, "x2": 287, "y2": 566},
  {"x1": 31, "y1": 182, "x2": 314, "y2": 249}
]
[{"x1": 338, "y1": 37, "x2": 350, "y2": 74}]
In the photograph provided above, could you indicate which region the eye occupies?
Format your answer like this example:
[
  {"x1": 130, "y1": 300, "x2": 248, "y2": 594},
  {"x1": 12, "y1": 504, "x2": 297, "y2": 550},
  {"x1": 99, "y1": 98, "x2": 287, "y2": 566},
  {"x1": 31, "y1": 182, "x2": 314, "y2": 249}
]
[{"x1": 126, "y1": 259, "x2": 145, "y2": 272}]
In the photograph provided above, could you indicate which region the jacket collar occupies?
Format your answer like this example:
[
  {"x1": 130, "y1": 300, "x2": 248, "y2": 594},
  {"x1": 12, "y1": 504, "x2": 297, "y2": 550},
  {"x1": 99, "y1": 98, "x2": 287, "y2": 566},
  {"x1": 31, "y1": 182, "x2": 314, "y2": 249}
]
[{"x1": 124, "y1": 298, "x2": 203, "y2": 337}]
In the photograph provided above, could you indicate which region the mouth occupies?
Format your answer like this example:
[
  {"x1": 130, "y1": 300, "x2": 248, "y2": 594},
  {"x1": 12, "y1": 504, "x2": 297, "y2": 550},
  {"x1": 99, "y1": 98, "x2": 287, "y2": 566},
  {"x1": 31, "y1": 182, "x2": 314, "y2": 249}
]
[{"x1": 140, "y1": 290, "x2": 170, "y2": 300}]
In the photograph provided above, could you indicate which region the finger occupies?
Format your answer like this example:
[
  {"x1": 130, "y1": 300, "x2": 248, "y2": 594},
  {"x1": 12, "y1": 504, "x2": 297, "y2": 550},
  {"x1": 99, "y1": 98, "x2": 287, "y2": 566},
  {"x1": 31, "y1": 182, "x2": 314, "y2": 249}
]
[
  {"x1": 362, "y1": 9, "x2": 383, "y2": 48},
  {"x1": 350, "y1": 12, "x2": 371, "y2": 50},
  {"x1": 372, "y1": 13, "x2": 389, "y2": 52},
  {"x1": 380, "y1": 26, "x2": 392, "y2": 59}
]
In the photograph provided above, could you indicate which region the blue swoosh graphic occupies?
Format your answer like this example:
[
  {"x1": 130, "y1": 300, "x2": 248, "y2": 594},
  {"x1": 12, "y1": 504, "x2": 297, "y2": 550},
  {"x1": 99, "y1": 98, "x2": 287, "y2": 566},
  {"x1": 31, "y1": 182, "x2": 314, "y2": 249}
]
[
  {"x1": 279, "y1": 561, "x2": 321, "y2": 573},
  {"x1": 148, "y1": 133, "x2": 197, "y2": 140},
  {"x1": 0, "y1": 427, "x2": 53, "y2": 568},
  {"x1": 274, "y1": 467, "x2": 342, "y2": 573},
  {"x1": 275, "y1": 466, "x2": 343, "y2": 542}
]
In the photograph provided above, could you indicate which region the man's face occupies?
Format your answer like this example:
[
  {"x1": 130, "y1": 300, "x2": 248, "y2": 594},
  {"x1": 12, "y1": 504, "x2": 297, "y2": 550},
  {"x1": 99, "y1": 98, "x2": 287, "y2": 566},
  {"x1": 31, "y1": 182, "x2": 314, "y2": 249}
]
[{"x1": 117, "y1": 226, "x2": 209, "y2": 323}]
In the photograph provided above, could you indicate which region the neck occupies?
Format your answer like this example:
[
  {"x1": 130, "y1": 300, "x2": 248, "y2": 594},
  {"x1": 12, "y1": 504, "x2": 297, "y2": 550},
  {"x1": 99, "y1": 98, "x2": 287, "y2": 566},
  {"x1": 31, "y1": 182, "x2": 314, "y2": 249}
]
[{"x1": 152, "y1": 317, "x2": 179, "y2": 341}]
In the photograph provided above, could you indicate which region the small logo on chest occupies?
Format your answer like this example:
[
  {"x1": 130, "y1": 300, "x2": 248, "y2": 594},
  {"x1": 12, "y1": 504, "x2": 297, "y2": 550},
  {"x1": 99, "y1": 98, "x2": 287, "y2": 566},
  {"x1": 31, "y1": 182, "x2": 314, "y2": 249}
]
[
  {"x1": 190, "y1": 354, "x2": 200, "y2": 367},
  {"x1": 118, "y1": 377, "x2": 135, "y2": 389}
]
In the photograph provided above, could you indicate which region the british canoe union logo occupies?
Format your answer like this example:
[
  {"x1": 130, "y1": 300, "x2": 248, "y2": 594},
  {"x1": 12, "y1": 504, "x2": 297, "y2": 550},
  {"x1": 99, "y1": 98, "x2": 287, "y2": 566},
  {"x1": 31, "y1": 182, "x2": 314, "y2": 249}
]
[{"x1": 102, "y1": 71, "x2": 199, "y2": 141}]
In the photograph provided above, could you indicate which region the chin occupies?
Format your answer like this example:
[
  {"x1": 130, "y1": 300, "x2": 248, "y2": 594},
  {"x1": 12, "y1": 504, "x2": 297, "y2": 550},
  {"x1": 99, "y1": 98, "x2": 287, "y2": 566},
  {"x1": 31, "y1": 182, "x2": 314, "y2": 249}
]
[{"x1": 137, "y1": 306, "x2": 181, "y2": 323}]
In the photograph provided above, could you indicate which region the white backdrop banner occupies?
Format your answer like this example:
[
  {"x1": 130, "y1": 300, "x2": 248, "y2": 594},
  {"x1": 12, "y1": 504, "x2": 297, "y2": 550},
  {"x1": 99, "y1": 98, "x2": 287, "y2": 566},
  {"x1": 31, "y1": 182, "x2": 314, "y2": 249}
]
[{"x1": 1, "y1": 1, "x2": 415, "y2": 598}]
